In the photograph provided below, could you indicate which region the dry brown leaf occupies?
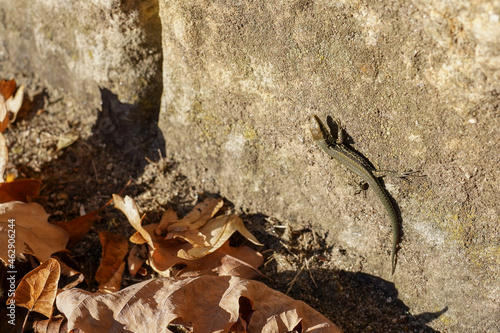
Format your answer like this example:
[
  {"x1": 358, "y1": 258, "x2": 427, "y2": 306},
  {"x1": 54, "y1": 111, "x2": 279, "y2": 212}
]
[
  {"x1": 127, "y1": 243, "x2": 147, "y2": 277},
  {"x1": 0, "y1": 80, "x2": 25, "y2": 127},
  {"x1": 0, "y1": 202, "x2": 69, "y2": 263},
  {"x1": 116, "y1": 196, "x2": 264, "y2": 279},
  {"x1": 156, "y1": 206, "x2": 179, "y2": 233},
  {"x1": 0, "y1": 179, "x2": 42, "y2": 203},
  {"x1": 0, "y1": 80, "x2": 15, "y2": 133},
  {"x1": 173, "y1": 214, "x2": 263, "y2": 260},
  {"x1": 57, "y1": 275, "x2": 342, "y2": 333},
  {"x1": 8, "y1": 258, "x2": 61, "y2": 318},
  {"x1": 214, "y1": 242, "x2": 265, "y2": 278},
  {"x1": 113, "y1": 194, "x2": 153, "y2": 248},
  {"x1": 129, "y1": 231, "x2": 148, "y2": 244},
  {"x1": 0, "y1": 79, "x2": 17, "y2": 100},
  {"x1": 51, "y1": 209, "x2": 101, "y2": 249},
  {"x1": 95, "y1": 231, "x2": 128, "y2": 293},
  {"x1": 32, "y1": 315, "x2": 68, "y2": 333},
  {"x1": 159, "y1": 197, "x2": 223, "y2": 233},
  {"x1": 150, "y1": 238, "x2": 264, "y2": 279},
  {"x1": 100, "y1": 262, "x2": 126, "y2": 294}
]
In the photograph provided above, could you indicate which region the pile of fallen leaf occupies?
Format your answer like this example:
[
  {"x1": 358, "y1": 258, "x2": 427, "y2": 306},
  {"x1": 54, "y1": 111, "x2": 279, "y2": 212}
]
[{"x1": 0, "y1": 80, "x2": 342, "y2": 332}]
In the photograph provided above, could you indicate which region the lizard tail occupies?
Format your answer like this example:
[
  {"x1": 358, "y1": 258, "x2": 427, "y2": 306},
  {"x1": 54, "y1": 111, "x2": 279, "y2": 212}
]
[{"x1": 391, "y1": 237, "x2": 397, "y2": 275}]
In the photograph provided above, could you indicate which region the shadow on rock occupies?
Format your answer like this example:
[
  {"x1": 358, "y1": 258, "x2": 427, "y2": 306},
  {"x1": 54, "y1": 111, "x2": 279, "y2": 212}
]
[{"x1": 242, "y1": 213, "x2": 447, "y2": 333}]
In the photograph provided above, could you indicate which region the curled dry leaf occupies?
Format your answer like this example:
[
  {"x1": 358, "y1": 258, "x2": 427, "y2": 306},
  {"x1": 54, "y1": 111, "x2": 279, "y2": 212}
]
[
  {"x1": 95, "y1": 231, "x2": 128, "y2": 293},
  {"x1": 113, "y1": 194, "x2": 153, "y2": 248},
  {"x1": 8, "y1": 258, "x2": 61, "y2": 318},
  {"x1": 57, "y1": 275, "x2": 342, "y2": 333},
  {"x1": 173, "y1": 214, "x2": 263, "y2": 260},
  {"x1": 0, "y1": 79, "x2": 25, "y2": 127},
  {"x1": 158, "y1": 196, "x2": 223, "y2": 233},
  {"x1": 127, "y1": 244, "x2": 148, "y2": 277},
  {"x1": 0, "y1": 79, "x2": 17, "y2": 100},
  {"x1": 0, "y1": 202, "x2": 69, "y2": 263},
  {"x1": 0, "y1": 79, "x2": 15, "y2": 132},
  {"x1": 5, "y1": 84, "x2": 25, "y2": 122},
  {"x1": 115, "y1": 195, "x2": 264, "y2": 279},
  {"x1": 151, "y1": 240, "x2": 264, "y2": 279}
]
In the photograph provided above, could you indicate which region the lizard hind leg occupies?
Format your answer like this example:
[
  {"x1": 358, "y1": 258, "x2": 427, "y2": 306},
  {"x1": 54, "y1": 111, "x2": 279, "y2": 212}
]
[{"x1": 348, "y1": 179, "x2": 369, "y2": 197}]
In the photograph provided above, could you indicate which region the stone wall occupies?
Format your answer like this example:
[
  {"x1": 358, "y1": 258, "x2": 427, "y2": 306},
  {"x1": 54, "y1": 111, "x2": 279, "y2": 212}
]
[
  {"x1": 0, "y1": 0, "x2": 162, "y2": 142},
  {"x1": 159, "y1": 1, "x2": 500, "y2": 331}
]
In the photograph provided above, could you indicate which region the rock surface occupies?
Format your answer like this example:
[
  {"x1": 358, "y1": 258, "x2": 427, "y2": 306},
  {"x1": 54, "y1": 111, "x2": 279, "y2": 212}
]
[
  {"x1": 0, "y1": 0, "x2": 498, "y2": 331},
  {"x1": 159, "y1": 1, "x2": 499, "y2": 331}
]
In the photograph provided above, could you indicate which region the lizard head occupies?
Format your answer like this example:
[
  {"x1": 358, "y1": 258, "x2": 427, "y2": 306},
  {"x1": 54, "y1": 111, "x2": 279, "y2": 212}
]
[{"x1": 309, "y1": 115, "x2": 329, "y2": 141}]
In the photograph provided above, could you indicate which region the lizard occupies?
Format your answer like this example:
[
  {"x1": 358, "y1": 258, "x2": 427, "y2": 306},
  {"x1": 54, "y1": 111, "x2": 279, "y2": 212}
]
[{"x1": 309, "y1": 115, "x2": 415, "y2": 274}]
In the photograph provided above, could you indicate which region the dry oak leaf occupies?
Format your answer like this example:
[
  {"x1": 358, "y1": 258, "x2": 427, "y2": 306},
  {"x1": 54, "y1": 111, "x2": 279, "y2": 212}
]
[
  {"x1": 5, "y1": 84, "x2": 25, "y2": 122},
  {"x1": 127, "y1": 243, "x2": 148, "y2": 277},
  {"x1": 171, "y1": 214, "x2": 263, "y2": 260},
  {"x1": 95, "y1": 231, "x2": 128, "y2": 293},
  {"x1": 0, "y1": 79, "x2": 25, "y2": 128},
  {"x1": 115, "y1": 195, "x2": 264, "y2": 279},
  {"x1": 51, "y1": 195, "x2": 113, "y2": 250},
  {"x1": 151, "y1": 240, "x2": 264, "y2": 279},
  {"x1": 8, "y1": 258, "x2": 61, "y2": 318},
  {"x1": 0, "y1": 202, "x2": 69, "y2": 263},
  {"x1": 0, "y1": 79, "x2": 15, "y2": 132},
  {"x1": 158, "y1": 196, "x2": 224, "y2": 233},
  {"x1": 113, "y1": 194, "x2": 153, "y2": 248},
  {"x1": 57, "y1": 275, "x2": 342, "y2": 333}
]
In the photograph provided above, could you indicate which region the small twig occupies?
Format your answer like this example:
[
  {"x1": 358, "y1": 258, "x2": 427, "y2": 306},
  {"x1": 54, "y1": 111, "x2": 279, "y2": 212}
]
[
  {"x1": 116, "y1": 179, "x2": 132, "y2": 197},
  {"x1": 304, "y1": 257, "x2": 318, "y2": 288},
  {"x1": 263, "y1": 252, "x2": 276, "y2": 266},
  {"x1": 279, "y1": 240, "x2": 299, "y2": 258},
  {"x1": 96, "y1": 179, "x2": 132, "y2": 213},
  {"x1": 286, "y1": 260, "x2": 307, "y2": 295}
]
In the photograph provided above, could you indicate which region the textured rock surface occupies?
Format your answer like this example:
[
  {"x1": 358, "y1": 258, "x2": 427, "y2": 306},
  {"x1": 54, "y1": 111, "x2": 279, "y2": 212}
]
[
  {"x1": 159, "y1": 1, "x2": 499, "y2": 331},
  {"x1": 0, "y1": 0, "x2": 162, "y2": 144},
  {"x1": 0, "y1": 0, "x2": 498, "y2": 331}
]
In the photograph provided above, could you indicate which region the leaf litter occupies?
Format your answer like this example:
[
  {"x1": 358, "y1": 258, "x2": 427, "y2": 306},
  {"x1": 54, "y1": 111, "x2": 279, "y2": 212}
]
[{"x1": 0, "y1": 78, "x2": 343, "y2": 332}]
